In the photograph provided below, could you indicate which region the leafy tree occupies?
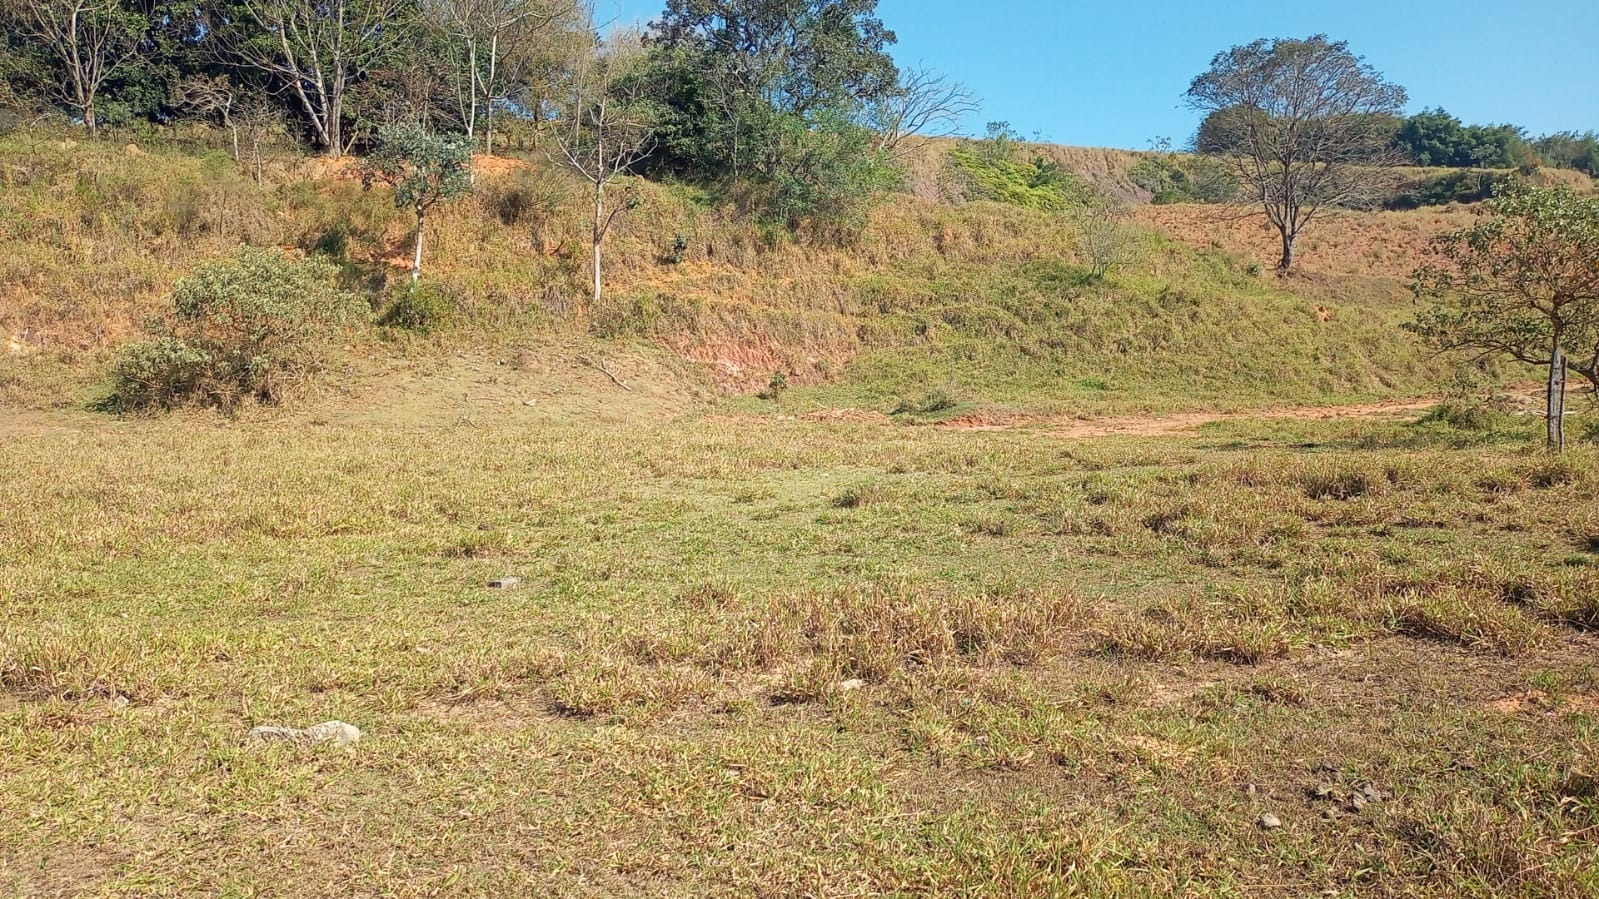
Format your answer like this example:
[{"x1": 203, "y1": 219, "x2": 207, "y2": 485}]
[
  {"x1": 364, "y1": 122, "x2": 474, "y2": 281},
  {"x1": 1410, "y1": 184, "x2": 1599, "y2": 451},
  {"x1": 1396, "y1": 108, "x2": 1535, "y2": 168},
  {"x1": 1534, "y1": 131, "x2": 1599, "y2": 177},
  {"x1": 647, "y1": 0, "x2": 898, "y2": 121},
  {"x1": 631, "y1": 0, "x2": 901, "y2": 226},
  {"x1": 1193, "y1": 106, "x2": 1262, "y2": 156},
  {"x1": 1187, "y1": 35, "x2": 1407, "y2": 270},
  {"x1": 0, "y1": 0, "x2": 148, "y2": 135}
]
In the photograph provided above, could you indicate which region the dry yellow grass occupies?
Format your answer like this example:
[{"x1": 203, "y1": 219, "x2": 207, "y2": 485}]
[{"x1": 2, "y1": 365, "x2": 1599, "y2": 894}]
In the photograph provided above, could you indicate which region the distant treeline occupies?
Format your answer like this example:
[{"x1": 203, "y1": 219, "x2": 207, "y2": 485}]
[{"x1": 1197, "y1": 106, "x2": 1597, "y2": 176}]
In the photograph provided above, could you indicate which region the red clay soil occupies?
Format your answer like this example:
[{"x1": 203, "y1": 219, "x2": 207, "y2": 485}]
[{"x1": 929, "y1": 397, "x2": 1445, "y2": 438}]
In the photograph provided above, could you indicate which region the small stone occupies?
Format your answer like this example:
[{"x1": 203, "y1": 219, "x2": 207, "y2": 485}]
[
  {"x1": 1243, "y1": 783, "x2": 1260, "y2": 797},
  {"x1": 1321, "y1": 808, "x2": 1340, "y2": 821},
  {"x1": 1317, "y1": 761, "x2": 1340, "y2": 775},
  {"x1": 1348, "y1": 793, "x2": 1369, "y2": 814},
  {"x1": 487, "y1": 577, "x2": 521, "y2": 589},
  {"x1": 1358, "y1": 783, "x2": 1386, "y2": 803},
  {"x1": 838, "y1": 679, "x2": 867, "y2": 692},
  {"x1": 1310, "y1": 783, "x2": 1336, "y2": 800},
  {"x1": 249, "y1": 720, "x2": 361, "y2": 748},
  {"x1": 1257, "y1": 813, "x2": 1283, "y2": 830}
]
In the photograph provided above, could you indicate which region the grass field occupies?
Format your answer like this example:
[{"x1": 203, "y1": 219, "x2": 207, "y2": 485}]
[
  {"x1": 3, "y1": 359, "x2": 1598, "y2": 896},
  {"x1": 3, "y1": 130, "x2": 1598, "y2": 896}
]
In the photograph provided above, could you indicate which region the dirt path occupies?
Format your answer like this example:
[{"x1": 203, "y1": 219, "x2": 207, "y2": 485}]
[{"x1": 941, "y1": 397, "x2": 1444, "y2": 438}]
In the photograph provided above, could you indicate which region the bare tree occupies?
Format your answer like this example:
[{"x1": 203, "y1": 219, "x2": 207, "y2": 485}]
[
  {"x1": 2, "y1": 0, "x2": 145, "y2": 136},
  {"x1": 1071, "y1": 200, "x2": 1139, "y2": 281},
  {"x1": 226, "y1": 0, "x2": 414, "y2": 155},
  {"x1": 238, "y1": 97, "x2": 287, "y2": 183},
  {"x1": 550, "y1": 33, "x2": 654, "y2": 307},
  {"x1": 1186, "y1": 35, "x2": 1406, "y2": 270},
  {"x1": 870, "y1": 64, "x2": 977, "y2": 156},
  {"x1": 426, "y1": 0, "x2": 578, "y2": 154},
  {"x1": 176, "y1": 74, "x2": 240, "y2": 158}
]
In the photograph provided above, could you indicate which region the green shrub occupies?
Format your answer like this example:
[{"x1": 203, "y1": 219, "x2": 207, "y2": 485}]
[
  {"x1": 946, "y1": 127, "x2": 1090, "y2": 211},
  {"x1": 106, "y1": 337, "x2": 210, "y2": 411},
  {"x1": 590, "y1": 294, "x2": 663, "y2": 338},
  {"x1": 1130, "y1": 154, "x2": 1237, "y2": 205},
  {"x1": 106, "y1": 248, "x2": 355, "y2": 411},
  {"x1": 893, "y1": 388, "x2": 963, "y2": 418},
  {"x1": 311, "y1": 223, "x2": 350, "y2": 261},
  {"x1": 758, "y1": 370, "x2": 788, "y2": 401},
  {"x1": 1577, "y1": 418, "x2": 1599, "y2": 446},
  {"x1": 1388, "y1": 171, "x2": 1513, "y2": 210},
  {"x1": 379, "y1": 282, "x2": 457, "y2": 333},
  {"x1": 1418, "y1": 399, "x2": 1498, "y2": 432}
]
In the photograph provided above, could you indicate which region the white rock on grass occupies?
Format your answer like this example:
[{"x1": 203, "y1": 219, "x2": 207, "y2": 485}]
[{"x1": 248, "y1": 721, "x2": 362, "y2": 748}]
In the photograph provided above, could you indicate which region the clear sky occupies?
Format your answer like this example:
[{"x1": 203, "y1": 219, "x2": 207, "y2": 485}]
[{"x1": 595, "y1": 0, "x2": 1599, "y2": 149}]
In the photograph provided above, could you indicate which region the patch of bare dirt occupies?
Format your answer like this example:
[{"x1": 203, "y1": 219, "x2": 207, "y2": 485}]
[
  {"x1": 1044, "y1": 399, "x2": 1442, "y2": 439},
  {"x1": 1485, "y1": 690, "x2": 1599, "y2": 717},
  {"x1": 802, "y1": 408, "x2": 893, "y2": 425},
  {"x1": 941, "y1": 411, "x2": 1030, "y2": 431}
]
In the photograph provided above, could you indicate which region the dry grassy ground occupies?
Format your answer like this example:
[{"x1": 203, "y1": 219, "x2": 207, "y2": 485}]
[
  {"x1": 3, "y1": 357, "x2": 1597, "y2": 896},
  {"x1": 3, "y1": 132, "x2": 1597, "y2": 896}
]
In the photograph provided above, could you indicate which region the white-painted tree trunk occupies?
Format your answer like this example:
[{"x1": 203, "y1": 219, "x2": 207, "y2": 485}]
[
  {"x1": 412, "y1": 209, "x2": 425, "y2": 283},
  {"x1": 1548, "y1": 344, "x2": 1566, "y2": 452}
]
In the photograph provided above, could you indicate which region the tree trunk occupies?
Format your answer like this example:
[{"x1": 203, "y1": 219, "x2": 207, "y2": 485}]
[
  {"x1": 326, "y1": 89, "x2": 343, "y2": 157},
  {"x1": 466, "y1": 39, "x2": 478, "y2": 138},
  {"x1": 1548, "y1": 344, "x2": 1567, "y2": 452},
  {"x1": 484, "y1": 32, "x2": 498, "y2": 155},
  {"x1": 412, "y1": 208, "x2": 425, "y2": 283},
  {"x1": 1277, "y1": 226, "x2": 1295, "y2": 270},
  {"x1": 591, "y1": 180, "x2": 604, "y2": 306}
]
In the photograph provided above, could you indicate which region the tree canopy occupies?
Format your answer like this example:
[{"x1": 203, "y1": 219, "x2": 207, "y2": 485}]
[
  {"x1": 1186, "y1": 35, "x2": 1408, "y2": 269},
  {"x1": 1410, "y1": 184, "x2": 1599, "y2": 450}
]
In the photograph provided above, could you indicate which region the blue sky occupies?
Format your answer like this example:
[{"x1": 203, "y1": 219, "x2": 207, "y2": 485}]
[{"x1": 595, "y1": 0, "x2": 1599, "y2": 149}]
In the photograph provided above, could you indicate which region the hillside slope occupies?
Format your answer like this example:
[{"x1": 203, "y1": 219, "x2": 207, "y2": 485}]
[{"x1": 0, "y1": 133, "x2": 1530, "y2": 415}]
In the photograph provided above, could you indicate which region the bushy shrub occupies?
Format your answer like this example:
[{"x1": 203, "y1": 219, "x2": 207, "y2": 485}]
[
  {"x1": 1388, "y1": 171, "x2": 1513, "y2": 210},
  {"x1": 946, "y1": 125, "x2": 1090, "y2": 211},
  {"x1": 590, "y1": 294, "x2": 663, "y2": 338},
  {"x1": 1396, "y1": 109, "x2": 1536, "y2": 169},
  {"x1": 379, "y1": 282, "x2": 457, "y2": 333},
  {"x1": 1130, "y1": 154, "x2": 1237, "y2": 204},
  {"x1": 107, "y1": 248, "x2": 355, "y2": 411},
  {"x1": 893, "y1": 388, "x2": 964, "y2": 418},
  {"x1": 1418, "y1": 399, "x2": 1498, "y2": 432},
  {"x1": 106, "y1": 337, "x2": 211, "y2": 410},
  {"x1": 1577, "y1": 417, "x2": 1599, "y2": 447}
]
